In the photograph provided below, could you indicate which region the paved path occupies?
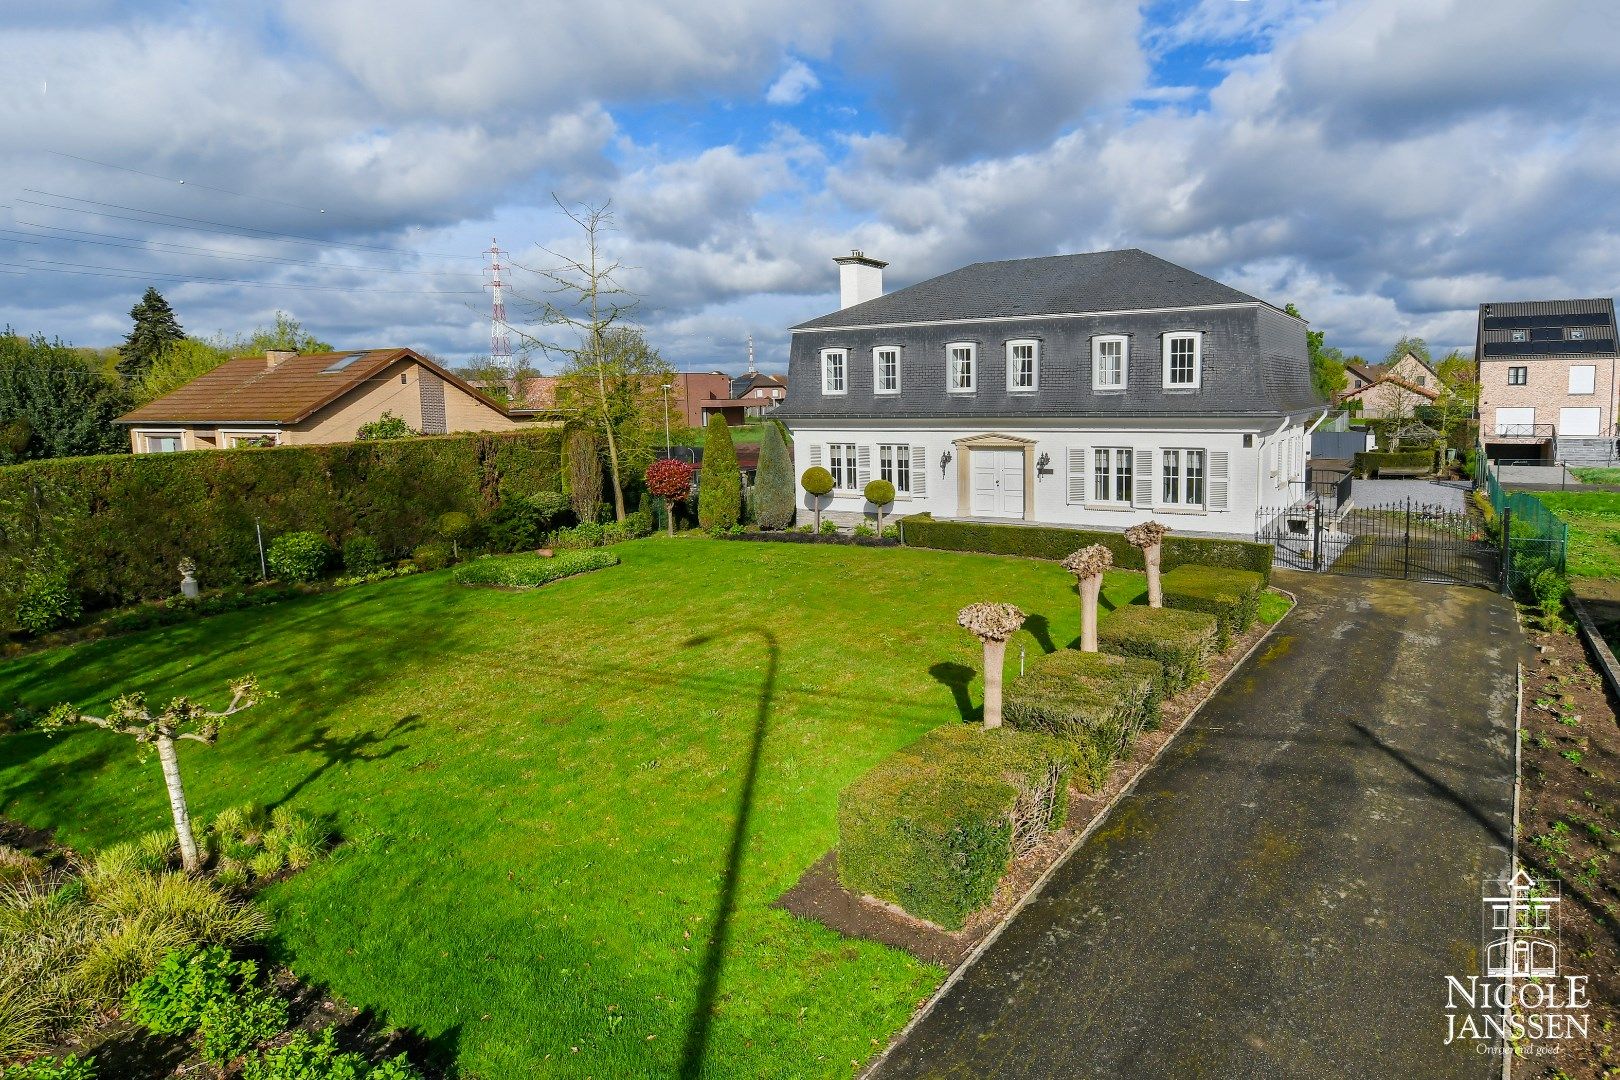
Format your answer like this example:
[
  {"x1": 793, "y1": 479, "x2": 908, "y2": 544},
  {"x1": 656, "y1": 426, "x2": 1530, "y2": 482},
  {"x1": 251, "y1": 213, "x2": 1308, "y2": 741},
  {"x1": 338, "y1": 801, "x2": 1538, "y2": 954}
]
[
  {"x1": 1351, "y1": 478, "x2": 1471, "y2": 511},
  {"x1": 875, "y1": 573, "x2": 1521, "y2": 1080}
]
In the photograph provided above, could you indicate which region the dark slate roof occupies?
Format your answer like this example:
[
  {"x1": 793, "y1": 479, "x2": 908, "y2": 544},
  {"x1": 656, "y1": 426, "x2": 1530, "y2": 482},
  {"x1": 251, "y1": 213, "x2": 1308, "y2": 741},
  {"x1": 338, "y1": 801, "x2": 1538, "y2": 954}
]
[
  {"x1": 1477, "y1": 298, "x2": 1618, "y2": 359},
  {"x1": 792, "y1": 249, "x2": 1270, "y2": 331}
]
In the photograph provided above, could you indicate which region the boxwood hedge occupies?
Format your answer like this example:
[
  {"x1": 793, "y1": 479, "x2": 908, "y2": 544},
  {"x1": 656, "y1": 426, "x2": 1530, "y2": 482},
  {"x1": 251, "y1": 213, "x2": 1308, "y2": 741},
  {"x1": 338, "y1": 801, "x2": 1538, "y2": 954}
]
[
  {"x1": 1098, "y1": 605, "x2": 1220, "y2": 697},
  {"x1": 1003, "y1": 649, "x2": 1160, "y2": 762},
  {"x1": 1160, "y1": 564, "x2": 1264, "y2": 648},
  {"x1": 837, "y1": 725, "x2": 1070, "y2": 930},
  {"x1": 0, "y1": 430, "x2": 562, "y2": 622},
  {"x1": 450, "y1": 548, "x2": 619, "y2": 588},
  {"x1": 900, "y1": 513, "x2": 1271, "y2": 584},
  {"x1": 1351, "y1": 449, "x2": 1436, "y2": 478}
]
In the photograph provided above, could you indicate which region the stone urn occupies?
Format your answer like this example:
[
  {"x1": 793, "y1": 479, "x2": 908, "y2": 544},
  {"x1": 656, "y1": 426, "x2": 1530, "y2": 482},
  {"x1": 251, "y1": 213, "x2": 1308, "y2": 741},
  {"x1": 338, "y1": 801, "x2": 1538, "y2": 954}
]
[{"x1": 179, "y1": 557, "x2": 199, "y2": 599}]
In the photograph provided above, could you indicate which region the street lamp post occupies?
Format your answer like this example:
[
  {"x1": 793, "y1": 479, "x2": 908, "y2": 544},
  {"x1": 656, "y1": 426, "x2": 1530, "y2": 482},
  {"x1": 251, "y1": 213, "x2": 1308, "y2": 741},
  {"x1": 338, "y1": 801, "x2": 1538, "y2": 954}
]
[{"x1": 662, "y1": 383, "x2": 673, "y2": 452}]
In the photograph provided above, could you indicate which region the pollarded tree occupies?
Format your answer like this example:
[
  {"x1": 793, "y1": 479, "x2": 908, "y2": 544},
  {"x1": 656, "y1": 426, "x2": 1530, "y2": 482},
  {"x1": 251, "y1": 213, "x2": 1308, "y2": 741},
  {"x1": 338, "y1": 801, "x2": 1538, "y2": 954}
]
[
  {"x1": 37, "y1": 677, "x2": 271, "y2": 871},
  {"x1": 698, "y1": 416, "x2": 740, "y2": 530},
  {"x1": 1124, "y1": 522, "x2": 1171, "y2": 608},
  {"x1": 801, "y1": 467, "x2": 834, "y2": 531},
  {"x1": 957, "y1": 602, "x2": 1026, "y2": 730},
  {"x1": 864, "y1": 479, "x2": 895, "y2": 534},
  {"x1": 1061, "y1": 545, "x2": 1114, "y2": 652},
  {"x1": 645, "y1": 458, "x2": 694, "y2": 536},
  {"x1": 754, "y1": 422, "x2": 795, "y2": 530}
]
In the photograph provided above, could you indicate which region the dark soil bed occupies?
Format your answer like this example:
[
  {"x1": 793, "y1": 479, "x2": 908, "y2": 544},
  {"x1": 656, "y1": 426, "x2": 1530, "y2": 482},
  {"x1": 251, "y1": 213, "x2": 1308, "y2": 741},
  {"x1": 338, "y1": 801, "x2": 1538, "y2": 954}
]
[
  {"x1": 1517, "y1": 622, "x2": 1620, "y2": 1078},
  {"x1": 775, "y1": 605, "x2": 1284, "y2": 969}
]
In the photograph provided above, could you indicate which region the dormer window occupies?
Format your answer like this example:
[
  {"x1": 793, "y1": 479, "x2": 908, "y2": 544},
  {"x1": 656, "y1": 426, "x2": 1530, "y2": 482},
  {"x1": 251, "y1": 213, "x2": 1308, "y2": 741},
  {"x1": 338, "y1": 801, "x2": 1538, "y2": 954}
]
[
  {"x1": 1163, "y1": 332, "x2": 1202, "y2": 389},
  {"x1": 1007, "y1": 340, "x2": 1038, "y2": 391},
  {"x1": 873, "y1": 347, "x2": 901, "y2": 394},
  {"x1": 948, "y1": 342, "x2": 976, "y2": 393},
  {"x1": 821, "y1": 349, "x2": 847, "y2": 394},
  {"x1": 1511, "y1": 329, "x2": 1529, "y2": 343},
  {"x1": 1093, "y1": 336, "x2": 1128, "y2": 390}
]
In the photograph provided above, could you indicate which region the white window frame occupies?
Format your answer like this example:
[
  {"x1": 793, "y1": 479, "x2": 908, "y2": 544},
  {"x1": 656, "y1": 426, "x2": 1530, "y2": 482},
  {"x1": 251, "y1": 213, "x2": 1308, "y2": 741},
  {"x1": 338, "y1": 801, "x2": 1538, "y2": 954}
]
[
  {"x1": 1092, "y1": 335, "x2": 1128, "y2": 390},
  {"x1": 1508, "y1": 366, "x2": 1528, "y2": 386},
  {"x1": 1570, "y1": 365, "x2": 1596, "y2": 395},
  {"x1": 872, "y1": 346, "x2": 902, "y2": 395},
  {"x1": 1163, "y1": 332, "x2": 1202, "y2": 389},
  {"x1": 222, "y1": 429, "x2": 281, "y2": 449},
  {"x1": 1092, "y1": 446, "x2": 1134, "y2": 505},
  {"x1": 878, "y1": 443, "x2": 911, "y2": 496},
  {"x1": 828, "y1": 443, "x2": 858, "y2": 491},
  {"x1": 1161, "y1": 448, "x2": 1205, "y2": 507},
  {"x1": 947, "y1": 341, "x2": 977, "y2": 393},
  {"x1": 1006, "y1": 339, "x2": 1039, "y2": 392},
  {"x1": 820, "y1": 349, "x2": 847, "y2": 395},
  {"x1": 139, "y1": 429, "x2": 185, "y2": 454}
]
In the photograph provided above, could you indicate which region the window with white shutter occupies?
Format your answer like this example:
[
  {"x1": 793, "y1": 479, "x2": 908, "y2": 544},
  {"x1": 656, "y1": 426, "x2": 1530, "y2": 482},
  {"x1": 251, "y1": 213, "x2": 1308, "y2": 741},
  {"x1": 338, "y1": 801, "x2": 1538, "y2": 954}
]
[
  {"x1": 1208, "y1": 450, "x2": 1229, "y2": 510},
  {"x1": 809, "y1": 445, "x2": 823, "y2": 469},
  {"x1": 1067, "y1": 447, "x2": 1087, "y2": 505},
  {"x1": 910, "y1": 446, "x2": 928, "y2": 496},
  {"x1": 1133, "y1": 450, "x2": 1154, "y2": 508},
  {"x1": 856, "y1": 446, "x2": 872, "y2": 487}
]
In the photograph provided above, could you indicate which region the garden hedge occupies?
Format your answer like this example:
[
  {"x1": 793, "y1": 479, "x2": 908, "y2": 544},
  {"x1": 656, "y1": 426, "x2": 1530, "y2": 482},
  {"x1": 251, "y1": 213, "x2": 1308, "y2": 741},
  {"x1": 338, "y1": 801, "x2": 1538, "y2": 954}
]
[
  {"x1": 1002, "y1": 649, "x2": 1160, "y2": 762},
  {"x1": 450, "y1": 549, "x2": 619, "y2": 588},
  {"x1": 900, "y1": 513, "x2": 1272, "y2": 584},
  {"x1": 1098, "y1": 605, "x2": 1221, "y2": 697},
  {"x1": 1352, "y1": 449, "x2": 1437, "y2": 478},
  {"x1": 837, "y1": 725, "x2": 1070, "y2": 930},
  {"x1": 1160, "y1": 564, "x2": 1264, "y2": 648},
  {"x1": 0, "y1": 429, "x2": 563, "y2": 621}
]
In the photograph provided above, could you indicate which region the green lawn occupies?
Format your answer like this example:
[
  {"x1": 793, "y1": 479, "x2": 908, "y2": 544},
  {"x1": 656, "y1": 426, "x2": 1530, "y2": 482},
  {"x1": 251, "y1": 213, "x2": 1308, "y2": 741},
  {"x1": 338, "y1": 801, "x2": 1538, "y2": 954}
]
[
  {"x1": 1569, "y1": 467, "x2": 1620, "y2": 485},
  {"x1": 1529, "y1": 490, "x2": 1620, "y2": 579},
  {"x1": 0, "y1": 539, "x2": 1156, "y2": 1078}
]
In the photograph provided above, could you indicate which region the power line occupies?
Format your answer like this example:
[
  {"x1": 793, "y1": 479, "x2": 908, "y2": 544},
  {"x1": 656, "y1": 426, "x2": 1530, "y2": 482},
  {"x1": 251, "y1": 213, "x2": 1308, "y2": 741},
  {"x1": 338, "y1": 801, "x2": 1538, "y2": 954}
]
[
  {"x1": 1, "y1": 221, "x2": 477, "y2": 278},
  {"x1": 18, "y1": 190, "x2": 482, "y2": 261},
  {"x1": 0, "y1": 258, "x2": 486, "y2": 296},
  {"x1": 43, "y1": 150, "x2": 331, "y2": 215}
]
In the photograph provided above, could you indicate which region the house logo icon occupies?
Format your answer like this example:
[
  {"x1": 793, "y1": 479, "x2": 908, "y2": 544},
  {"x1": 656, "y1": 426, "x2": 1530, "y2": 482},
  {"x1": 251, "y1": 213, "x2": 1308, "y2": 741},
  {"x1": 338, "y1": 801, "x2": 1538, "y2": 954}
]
[{"x1": 1483, "y1": 868, "x2": 1558, "y2": 979}]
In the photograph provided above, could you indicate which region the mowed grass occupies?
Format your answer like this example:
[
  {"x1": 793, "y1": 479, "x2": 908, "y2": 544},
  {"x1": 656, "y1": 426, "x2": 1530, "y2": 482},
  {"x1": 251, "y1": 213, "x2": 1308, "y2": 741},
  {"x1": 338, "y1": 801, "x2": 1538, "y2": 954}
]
[
  {"x1": 1531, "y1": 490, "x2": 1620, "y2": 579},
  {"x1": 0, "y1": 538, "x2": 1147, "y2": 1078}
]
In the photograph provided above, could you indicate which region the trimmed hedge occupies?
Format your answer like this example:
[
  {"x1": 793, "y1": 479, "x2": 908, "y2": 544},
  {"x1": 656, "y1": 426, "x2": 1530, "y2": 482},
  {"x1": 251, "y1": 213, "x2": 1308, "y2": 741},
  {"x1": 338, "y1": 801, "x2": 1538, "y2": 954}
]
[
  {"x1": 901, "y1": 513, "x2": 1272, "y2": 584},
  {"x1": 1160, "y1": 564, "x2": 1263, "y2": 648},
  {"x1": 837, "y1": 725, "x2": 1070, "y2": 930},
  {"x1": 0, "y1": 429, "x2": 562, "y2": 623},
  {"x1": 1003, "y1": 649, "x2": 1160, "y2": 761},
  {"x1": 1098, "y1": 605, "x2": 1220, "y2": 697},
  {"x1": 450, "y1": 549, "x2": 619, "y2": 588},
  {"x1": 1352, "y1": 449, "x2": 1436, "y2": 478}
]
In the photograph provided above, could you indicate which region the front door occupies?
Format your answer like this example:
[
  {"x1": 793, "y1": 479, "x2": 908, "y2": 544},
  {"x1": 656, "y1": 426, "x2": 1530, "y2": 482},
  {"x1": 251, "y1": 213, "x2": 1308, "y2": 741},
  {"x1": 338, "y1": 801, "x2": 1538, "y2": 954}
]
[{"x1": 970, "y1": 448, "x2": 1024, "y2": 518}]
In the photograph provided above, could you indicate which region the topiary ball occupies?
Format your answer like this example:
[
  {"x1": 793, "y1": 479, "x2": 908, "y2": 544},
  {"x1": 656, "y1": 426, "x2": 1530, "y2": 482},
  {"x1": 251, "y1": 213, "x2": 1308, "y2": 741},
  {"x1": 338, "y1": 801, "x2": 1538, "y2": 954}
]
[
  {"x1": 801, "y1": 466, "x2": 834, "y2": 496},
  {"x1": 863, "y1": 479, "x2": 895, "y2": 507}
]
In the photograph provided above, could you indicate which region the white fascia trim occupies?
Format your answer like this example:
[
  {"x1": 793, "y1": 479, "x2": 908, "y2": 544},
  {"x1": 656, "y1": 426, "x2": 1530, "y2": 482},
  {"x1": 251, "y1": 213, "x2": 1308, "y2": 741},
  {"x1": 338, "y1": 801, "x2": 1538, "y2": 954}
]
[{"x1": 791, "y1": 301, "x2": 1263, "y2": 334}]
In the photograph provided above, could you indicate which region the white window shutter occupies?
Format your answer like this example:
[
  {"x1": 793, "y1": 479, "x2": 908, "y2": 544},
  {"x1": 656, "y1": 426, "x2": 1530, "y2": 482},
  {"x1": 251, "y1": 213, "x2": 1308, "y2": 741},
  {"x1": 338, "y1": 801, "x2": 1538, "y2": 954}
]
[
  {"x1": 910, "y1": 446, "x2": 927, "y2": 496},
  {"x1": 1133, "y1": 450, "x2": 1154, "y2": 508},
  {"x1": 857, "y1": 446, "x2": 872, "y2": 487},
  {"x1": 1209, "y1": 450, "x2": 1229, "y2": 510},
  {"x1": 809, "y1": 445, "x2": 823, "y2": 469},
  {"x1": 1067, "y1": 447, "x2": 1087, "y2": 505}
]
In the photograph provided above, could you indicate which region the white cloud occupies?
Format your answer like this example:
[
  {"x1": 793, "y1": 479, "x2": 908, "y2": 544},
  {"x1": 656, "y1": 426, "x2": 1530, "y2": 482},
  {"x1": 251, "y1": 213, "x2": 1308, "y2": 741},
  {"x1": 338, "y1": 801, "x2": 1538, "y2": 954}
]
[{"x1": 766, "y1": 60, "x2": 820, "y2": 105}]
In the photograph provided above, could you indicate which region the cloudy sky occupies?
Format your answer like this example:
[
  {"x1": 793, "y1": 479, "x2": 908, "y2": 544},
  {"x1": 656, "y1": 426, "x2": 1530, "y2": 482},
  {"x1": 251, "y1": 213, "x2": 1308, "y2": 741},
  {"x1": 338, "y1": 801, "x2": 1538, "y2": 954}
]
[{"x1": 3, "y1": 0, "x2": 1618, "y2": 375}]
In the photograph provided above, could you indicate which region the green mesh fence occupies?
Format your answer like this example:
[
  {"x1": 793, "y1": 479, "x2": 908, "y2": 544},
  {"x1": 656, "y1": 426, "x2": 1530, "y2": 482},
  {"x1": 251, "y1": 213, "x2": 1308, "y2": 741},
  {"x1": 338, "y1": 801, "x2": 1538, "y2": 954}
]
[{"x1": 1477, "y1": 457, "x2": 1569, "y2": 590}]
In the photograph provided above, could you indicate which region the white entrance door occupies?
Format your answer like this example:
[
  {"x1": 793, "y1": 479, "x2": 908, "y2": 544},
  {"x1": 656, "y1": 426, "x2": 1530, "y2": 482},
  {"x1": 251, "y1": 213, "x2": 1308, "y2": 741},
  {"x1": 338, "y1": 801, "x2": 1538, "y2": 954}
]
[
  {"x1": 970, "y1": 449, "x2": 1024, "y2": 518},
  {"x1": 1559, "y1": 407, "x2": 1601, "y2": 437}
]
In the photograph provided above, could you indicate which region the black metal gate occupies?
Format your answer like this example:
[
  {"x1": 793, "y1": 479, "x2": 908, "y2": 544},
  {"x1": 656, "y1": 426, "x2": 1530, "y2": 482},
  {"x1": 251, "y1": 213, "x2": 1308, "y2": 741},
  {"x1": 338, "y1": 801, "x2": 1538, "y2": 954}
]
[{"x1": 1257, "y1": 499, "x2": 1503, "y2": 589}]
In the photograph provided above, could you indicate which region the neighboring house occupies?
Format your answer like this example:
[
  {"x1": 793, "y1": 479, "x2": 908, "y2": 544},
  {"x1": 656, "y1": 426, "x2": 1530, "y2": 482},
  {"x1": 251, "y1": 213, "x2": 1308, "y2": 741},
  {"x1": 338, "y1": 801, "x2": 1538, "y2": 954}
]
[
  {"x1": 119, "y1": 348, "x2": 528, "y2": 453},
  {"x1": 500, "y1": 370, "x2": 759, "y2": 429},
  {"x1": 773, "y1": 248, "x2": 1327, "y2": 537},
  {"x1": 1476, "y1": 298, "x2": 1619, "y2": 464},
  {"x1": 1338, "y1": 352, "x2": 1441, "y2": 419}
]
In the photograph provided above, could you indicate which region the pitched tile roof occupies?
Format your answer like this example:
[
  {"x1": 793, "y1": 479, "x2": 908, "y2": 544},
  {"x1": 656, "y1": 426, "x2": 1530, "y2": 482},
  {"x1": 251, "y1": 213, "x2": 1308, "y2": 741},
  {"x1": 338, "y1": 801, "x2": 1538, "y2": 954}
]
[
  {"x1": 791, "y1": 248, "x2": 1269, "y2": 330},
  {"x1": 119, "y1": 348, "x2": 511, "y2": 425}
]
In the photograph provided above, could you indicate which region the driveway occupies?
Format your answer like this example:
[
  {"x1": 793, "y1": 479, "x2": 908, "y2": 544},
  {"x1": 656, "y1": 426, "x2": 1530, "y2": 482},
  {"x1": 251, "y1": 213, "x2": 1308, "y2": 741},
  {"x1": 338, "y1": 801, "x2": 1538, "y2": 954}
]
[
  {"x1": 874, "y1": 572, "x2": 1521, "y2": 1080},
  {"x1": 1351, "y1": 478, "x2": 1472, "y2": 512}
]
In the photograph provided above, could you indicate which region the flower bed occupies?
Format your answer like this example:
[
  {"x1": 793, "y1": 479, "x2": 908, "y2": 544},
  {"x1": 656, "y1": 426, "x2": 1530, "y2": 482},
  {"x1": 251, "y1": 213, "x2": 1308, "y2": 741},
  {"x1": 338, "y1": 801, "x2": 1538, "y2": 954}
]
[{"x1": 450, "y1": 549, "x2": 620, "y2": 589}]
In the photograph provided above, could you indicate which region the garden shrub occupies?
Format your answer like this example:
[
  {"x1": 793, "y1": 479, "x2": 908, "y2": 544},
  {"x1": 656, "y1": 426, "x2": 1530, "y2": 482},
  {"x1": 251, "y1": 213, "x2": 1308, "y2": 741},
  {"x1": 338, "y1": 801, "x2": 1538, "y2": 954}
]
[
  {"x1": 124, "y1": 945, "x2": 246, "y2": 1035},
  {"x1": 1003, "y1": 650, "x2": 1160, "y2": 762},
  {"x1": 341, "y1": 535, "x2": 386, "y2": 576},
  {"x1": 266, "y1": 532, "x2": 331, "y2": 583},
  {"x1": 206, "y1": 805, "x2": 327, "y2": 881},
  {"x1": 0, "y1": 1055, "x2": 96, "y2": 1080},
  {"x1": 198, "y1": 983, "x2": 289, "y2": 1067},
  {"x1": 435, "y1": 511, "x2": 473, "y2": 557},
  {"x1": 242, "y1": 1027, "x2": 421, "y2": 1080},
  {"x1": 410, "y1": 541, "x2": 453, "y2": 572},
  {"x1": 1160, "y1": 565, "x2": 1264, "y2": 648},
  {"x1": 451, "y1": 549, "x2": 619, "y2": 589},
  {"x1": 0, "y1": 430, "x2": 564, "y2": 621},
  {"x1": 863, "y1": 479, "x2": 895, "y2": 509},
  {"x1": 698, "y1": 417, "x2": 741, "y2": 530},
  {"x1": 485, "y1": 492, "x2": 570, "y2": 553},
  {"x1": 1097, "y1": 606, "x2": 1221, "y2": 697},
  {"x1": 800, "y1": 466, "x2": 833, "y2": 497},
  {"x1": 1351, "y1": 449, "x2": 1436, "y2": 478},
  {"x1": 901, "y1": 513, "x2": 1272, "y2": 584},
  {"x1": 754, "y1": 422, "x2": 795, "y2": 530},
  {"x1": 837, "y1": 725, "x2": 1070, "y2": 930},
  {"x1": 13, "y1": 561, "x2": 82, "y2": 635}
]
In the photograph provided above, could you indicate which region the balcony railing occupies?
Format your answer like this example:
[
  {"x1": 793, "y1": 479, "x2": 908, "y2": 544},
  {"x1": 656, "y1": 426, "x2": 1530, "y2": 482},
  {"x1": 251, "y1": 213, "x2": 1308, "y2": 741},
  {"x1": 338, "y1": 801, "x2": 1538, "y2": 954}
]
[{"x1": 1485, "y1": 423, "x2": 1557, "y2": 442}]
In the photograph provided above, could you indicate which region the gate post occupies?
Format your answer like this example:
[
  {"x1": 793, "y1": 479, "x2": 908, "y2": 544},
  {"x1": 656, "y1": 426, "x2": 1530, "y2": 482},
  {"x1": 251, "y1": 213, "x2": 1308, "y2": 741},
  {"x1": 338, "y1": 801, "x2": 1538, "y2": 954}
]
[
  {"x1": 1500, "y1": 507, "x2": 1513, "y2": 596},
  {"x1": 1403, "y1": 498, "x2": 1412, "y2": 580},
  {"x1": 1312, "y1": 502, "x2": 1323, "y2": 572}
]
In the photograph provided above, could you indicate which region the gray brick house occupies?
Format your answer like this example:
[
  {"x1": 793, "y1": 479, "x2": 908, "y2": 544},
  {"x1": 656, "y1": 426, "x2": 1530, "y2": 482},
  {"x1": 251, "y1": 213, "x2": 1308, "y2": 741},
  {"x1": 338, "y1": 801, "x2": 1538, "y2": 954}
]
[{"x1": 772, "y1": 249, "x2": 1327, "y2": 536}]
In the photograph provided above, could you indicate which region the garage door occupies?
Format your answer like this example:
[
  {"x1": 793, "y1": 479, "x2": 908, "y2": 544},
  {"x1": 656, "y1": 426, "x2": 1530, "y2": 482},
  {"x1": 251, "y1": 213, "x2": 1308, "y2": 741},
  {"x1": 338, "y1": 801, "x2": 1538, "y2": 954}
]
[{"x1": 1560, "y1": 408, "x2": 1602, "y2": 437}]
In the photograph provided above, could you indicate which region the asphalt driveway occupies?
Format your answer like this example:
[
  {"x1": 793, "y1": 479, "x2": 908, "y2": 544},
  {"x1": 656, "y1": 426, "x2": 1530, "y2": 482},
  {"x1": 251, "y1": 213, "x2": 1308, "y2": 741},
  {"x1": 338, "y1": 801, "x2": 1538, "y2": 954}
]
[{"x1": 874, "y1": 571, "x2": 1522, "y2": 1080}]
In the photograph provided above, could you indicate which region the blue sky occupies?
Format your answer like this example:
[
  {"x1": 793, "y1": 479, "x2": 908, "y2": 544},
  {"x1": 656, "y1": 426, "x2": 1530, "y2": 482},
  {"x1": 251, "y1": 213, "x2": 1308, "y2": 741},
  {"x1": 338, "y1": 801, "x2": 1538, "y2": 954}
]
[{"x1": 3, "y1": 0, "x2": 1619, "y2": 374}]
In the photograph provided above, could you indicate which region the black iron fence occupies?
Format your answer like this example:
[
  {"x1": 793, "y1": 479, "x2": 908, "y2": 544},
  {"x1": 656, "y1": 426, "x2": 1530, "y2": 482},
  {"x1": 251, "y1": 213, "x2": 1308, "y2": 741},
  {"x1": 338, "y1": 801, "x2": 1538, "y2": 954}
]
[{"x1": 1258, "y1": 499, "x2": 1502, "y2": 589}]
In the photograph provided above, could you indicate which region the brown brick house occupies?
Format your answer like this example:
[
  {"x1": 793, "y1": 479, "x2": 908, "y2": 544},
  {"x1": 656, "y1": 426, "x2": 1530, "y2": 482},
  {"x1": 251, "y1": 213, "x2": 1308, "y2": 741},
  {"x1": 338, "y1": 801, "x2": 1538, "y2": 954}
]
[
  {"x1": 1476, "y1": 299, "x2": 1619, "y2": 464},
  {"x1": 118, "y1": 348, "x2": 531, "y2": 453},
  {"x1": 1338, "y1": 352, "x2": 1441, "y2": 419}
]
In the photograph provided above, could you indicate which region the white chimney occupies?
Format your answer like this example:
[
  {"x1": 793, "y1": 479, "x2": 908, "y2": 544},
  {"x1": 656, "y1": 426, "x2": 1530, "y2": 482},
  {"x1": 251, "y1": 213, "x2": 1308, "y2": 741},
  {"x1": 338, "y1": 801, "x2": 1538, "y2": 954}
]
[
  {"x1": 265, "y1": 350, "x2": 298, "y2": 370},
  {"x1": 834, "y1": 250, "x2": 887, "y2": 309}
]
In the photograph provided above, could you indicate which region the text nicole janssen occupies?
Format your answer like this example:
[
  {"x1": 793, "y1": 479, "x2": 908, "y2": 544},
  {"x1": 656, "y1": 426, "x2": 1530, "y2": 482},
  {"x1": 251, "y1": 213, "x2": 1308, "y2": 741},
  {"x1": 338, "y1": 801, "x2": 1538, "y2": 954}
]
[{"x1": 1444, "y1": 976, "x2": 1590, "y2": 1045}]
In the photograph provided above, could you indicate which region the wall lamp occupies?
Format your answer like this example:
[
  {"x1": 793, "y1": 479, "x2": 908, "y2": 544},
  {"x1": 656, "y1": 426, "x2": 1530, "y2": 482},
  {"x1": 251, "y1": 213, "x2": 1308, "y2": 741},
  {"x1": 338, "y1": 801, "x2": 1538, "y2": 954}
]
[
  {"x1": 940, "y1": 449, "x2": 953, "y2": 476},
  {"x1": 1036, "y1": 452, "x2": 1053, "y2": 477}
]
